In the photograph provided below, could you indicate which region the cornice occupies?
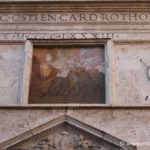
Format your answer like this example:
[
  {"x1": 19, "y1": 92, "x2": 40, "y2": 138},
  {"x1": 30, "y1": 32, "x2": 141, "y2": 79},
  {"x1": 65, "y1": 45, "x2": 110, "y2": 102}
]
[
  {"x1": 0, "y1": 104, "x2": 150, "y2": 109},
  {"x1": 0, "y1": 0, "x2": 150, "y2": 2},
  {"x1": 0, "y1": 1, "x2": 150, "y2": 12}
]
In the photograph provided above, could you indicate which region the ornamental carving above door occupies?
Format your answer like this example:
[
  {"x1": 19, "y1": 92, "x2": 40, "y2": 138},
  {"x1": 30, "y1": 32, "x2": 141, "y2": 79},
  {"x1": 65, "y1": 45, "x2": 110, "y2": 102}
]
[
  {"x1": 0, "y1": 115, "x2": 136, "y2": 150},
  {"x1": 25, "y1": 131, "x2": 106, "y2": 150}
]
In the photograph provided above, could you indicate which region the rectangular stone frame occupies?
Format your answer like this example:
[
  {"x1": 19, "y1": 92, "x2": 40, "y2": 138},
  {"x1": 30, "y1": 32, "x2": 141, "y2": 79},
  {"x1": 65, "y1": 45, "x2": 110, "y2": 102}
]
[{"x1": 20, "y1": 39, "x2": 115, "y2": 106}]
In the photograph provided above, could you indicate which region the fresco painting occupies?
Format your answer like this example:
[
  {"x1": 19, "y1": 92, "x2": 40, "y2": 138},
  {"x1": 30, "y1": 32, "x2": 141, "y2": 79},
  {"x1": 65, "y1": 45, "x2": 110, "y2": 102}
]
[{"x1": 29, "y1": 47, "x2": 105, "y2": 103}]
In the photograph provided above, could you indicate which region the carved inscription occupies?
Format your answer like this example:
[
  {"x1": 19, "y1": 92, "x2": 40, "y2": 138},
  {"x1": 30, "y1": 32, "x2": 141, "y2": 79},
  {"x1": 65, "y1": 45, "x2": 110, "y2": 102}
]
[
  {"x1": 0, "y1": 12, "x2": 150, "y2": 23},
  {"x1": 0, "y1": 32, "x2": 116, "y2": 41}
]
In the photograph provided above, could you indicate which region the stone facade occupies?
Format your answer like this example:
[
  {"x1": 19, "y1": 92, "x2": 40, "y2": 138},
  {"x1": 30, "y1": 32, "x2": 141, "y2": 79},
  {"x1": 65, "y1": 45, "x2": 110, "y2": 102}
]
[{"x1": 0, "y1": 0, "x2": 150, "y2": 150}]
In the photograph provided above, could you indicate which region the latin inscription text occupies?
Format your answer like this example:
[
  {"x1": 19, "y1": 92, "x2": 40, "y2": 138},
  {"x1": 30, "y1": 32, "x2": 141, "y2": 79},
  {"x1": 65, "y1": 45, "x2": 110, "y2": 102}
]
[{"x1": 0, "y1": 13, "x2": 150, "y2": 23}]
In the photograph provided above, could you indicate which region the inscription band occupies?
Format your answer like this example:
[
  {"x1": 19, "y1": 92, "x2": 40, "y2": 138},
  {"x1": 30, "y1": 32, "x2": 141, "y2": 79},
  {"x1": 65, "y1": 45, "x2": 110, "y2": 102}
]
[
  {"x1": 0, "y1": 33, "x2": 116, "y2": 41},
  {"x1": 0, "y1": 12, "x2": 150, "y2": 23}
]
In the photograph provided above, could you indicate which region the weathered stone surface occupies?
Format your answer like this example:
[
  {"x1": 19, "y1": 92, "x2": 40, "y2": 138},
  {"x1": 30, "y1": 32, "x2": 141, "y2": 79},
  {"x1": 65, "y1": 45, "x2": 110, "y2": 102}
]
[
  {"x1": 0, "y1": 109, "x2": 149, "y2": 150},
  {"x1": 0, "y1": 1, "x2": 149, "y2": 150},
  {"x1": 115, "y1": 44, "x2": 150, "y2": 105},
  {"x1": 0, "y1": 44, "x2": 23, "y2": 104}
]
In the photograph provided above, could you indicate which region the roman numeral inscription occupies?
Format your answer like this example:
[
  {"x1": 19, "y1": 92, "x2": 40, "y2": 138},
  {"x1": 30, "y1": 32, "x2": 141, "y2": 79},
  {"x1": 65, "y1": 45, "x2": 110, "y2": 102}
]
[{"x1": 0, "y1": 33, "x2": 116, "y2": 41}]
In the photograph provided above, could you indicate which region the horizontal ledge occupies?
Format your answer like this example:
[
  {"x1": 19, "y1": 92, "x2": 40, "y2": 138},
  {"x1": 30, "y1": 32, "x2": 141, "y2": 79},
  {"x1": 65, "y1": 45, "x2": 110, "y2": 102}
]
[
  {"x1": 0, "y1": 104, "x2": 150, "y2": 109},
  {"x1": 0, "y1": 0, "x2": 149, "y2": 2}
]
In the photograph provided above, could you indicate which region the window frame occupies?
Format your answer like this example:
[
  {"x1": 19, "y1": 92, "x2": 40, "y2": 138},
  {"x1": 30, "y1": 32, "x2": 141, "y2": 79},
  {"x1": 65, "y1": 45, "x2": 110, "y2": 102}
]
[{"x1": 20, "y1": 39, "x2": 115, "y2": 106}]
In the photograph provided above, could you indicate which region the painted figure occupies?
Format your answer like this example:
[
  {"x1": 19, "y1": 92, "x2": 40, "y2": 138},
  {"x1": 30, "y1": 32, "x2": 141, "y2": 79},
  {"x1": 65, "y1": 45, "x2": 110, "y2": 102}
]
[{"x1": 29, "y1": 47, "x2": 105, "y2": 103}]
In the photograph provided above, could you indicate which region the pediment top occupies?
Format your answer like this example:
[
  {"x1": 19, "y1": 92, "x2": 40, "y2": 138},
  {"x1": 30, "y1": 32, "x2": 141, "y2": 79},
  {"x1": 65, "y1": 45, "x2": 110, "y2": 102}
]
[{"x1": 0, "y1": 115, "x2": 136, "y2": 150}]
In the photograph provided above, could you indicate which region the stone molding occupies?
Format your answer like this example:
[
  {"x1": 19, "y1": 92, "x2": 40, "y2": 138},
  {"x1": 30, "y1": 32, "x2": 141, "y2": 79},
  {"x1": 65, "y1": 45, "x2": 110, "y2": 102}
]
[{"x1": 0, "y1": 1, "x2": 149, "y2": 12}]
